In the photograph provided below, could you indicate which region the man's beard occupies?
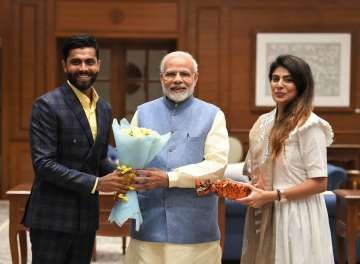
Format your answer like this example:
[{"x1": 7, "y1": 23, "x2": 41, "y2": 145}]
[
  {"x1": 162, "y1": 83, "x2": 195, "y2": 103},
  {"x1": 67, "y1": 71, "x2": 98, "y2": 92}
]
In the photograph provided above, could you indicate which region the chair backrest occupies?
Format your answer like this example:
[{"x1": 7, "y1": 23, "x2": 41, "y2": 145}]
[{"x1": 228, "y1": 136, "x2": 243, "y2": 163}]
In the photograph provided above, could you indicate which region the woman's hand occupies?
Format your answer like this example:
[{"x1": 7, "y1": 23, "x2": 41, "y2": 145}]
[
  {"x1": 252, "y1": 177, "x2": 265, "y2": 190},
  {"x1": 236, "y1": 183, "x2": 277, "y2": 208}
]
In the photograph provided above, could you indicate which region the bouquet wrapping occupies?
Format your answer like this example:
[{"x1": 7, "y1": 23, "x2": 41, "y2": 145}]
[
  {"x1": 195, "y1": 178, "x2": 251, "y2": 200},
  {"x1": 108, "y1": 118, "x2": 171, "y2": 231}
]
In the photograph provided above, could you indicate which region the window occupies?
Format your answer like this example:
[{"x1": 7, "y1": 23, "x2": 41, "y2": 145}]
[{"x1": 124, "y1": 48, "x2": 169, "y2": 120}]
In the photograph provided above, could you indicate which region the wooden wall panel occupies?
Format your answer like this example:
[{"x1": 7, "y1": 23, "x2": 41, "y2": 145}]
[
  {"x1": 196, "y1": 7, "x2": 221, "y2": 105},
  {"x1": 2, "y1": 0, "x2": 47, "y2": 196},
  {"x1": 185, "y1": 0, "x2": 360, "y2": 159},
  {"x1": 12, "y1": 0, "x2": 46, "y2": 140},
  {"x1": 55, "y1": 1, "x2": 178, "y2": 34},
  {"x1": 3, "y1": 0, "x2": 360, "y2": 196},
  {"x1": 9, "y1": 143, "x2": 33, "y2": 187},
  {"x1": 331, "y1": 131, "x2": 360, "y2": 145},
  {"x1": 0, "y1": 0, "x2": 11, "y2": 197},
  {"x1": 0, "y1": 0, "x2": 11, "y2": 198},
  {"x1": 20, "y1": 5, "x2": 36, "y2": 132},
  {"x1": 187, "y1": 2, "x2": 230, "y2": 113},
  {"x1": 228, "y1": 6, "x2": 360, "y2": 147},
  {"x1": 0, "y1": 1, "x2": 8, "y2": 35}
]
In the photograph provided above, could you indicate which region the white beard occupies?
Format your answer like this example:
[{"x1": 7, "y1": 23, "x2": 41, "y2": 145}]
[{"x1": 162, "y1": 83, "x2": 195, "y2": 103}]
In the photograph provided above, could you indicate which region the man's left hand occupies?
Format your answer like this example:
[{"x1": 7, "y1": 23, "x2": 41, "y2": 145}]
[{"x1": 134, "y1": 168, "x2": 169, "y2": 190}]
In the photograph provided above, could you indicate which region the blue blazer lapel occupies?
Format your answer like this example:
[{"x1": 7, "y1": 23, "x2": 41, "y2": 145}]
[
  {"x1": 95, "y1": 102, "x2": 105, "y2": 144},
  {"x1": 61, "y1": 84, "x2": 94, "y2": 146},
  {"x1": 83, "y1": 101, "x2": 107, "y2": 163}
]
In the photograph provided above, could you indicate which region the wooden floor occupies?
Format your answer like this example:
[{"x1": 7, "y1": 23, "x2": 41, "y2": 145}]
[
  {"x1": 0, "y1": 200, "x2": 127, "y2": 264},
  {"x1": 1, "y1": 199, "x2": 247, "y2": 264}
]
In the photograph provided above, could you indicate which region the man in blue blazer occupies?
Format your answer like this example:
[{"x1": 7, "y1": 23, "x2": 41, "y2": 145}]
[{"x1": 22, "y1": 34, "x2": 129, "y2": 264}]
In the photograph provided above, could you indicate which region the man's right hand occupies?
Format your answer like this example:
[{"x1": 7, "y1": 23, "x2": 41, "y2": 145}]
[{"x1": 96, "y1": 171, "x2": 130, "y2": 194}]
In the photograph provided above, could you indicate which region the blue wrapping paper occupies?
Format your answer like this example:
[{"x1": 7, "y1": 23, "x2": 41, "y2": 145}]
[{"x1": 108, "y1": 118, "x2": 171, "y2": 231}]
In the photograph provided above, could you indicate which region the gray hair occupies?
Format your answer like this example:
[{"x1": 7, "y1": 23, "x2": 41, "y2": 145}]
[{"x1": 160, "y1": 51, "x2": 198, "y2": 73}]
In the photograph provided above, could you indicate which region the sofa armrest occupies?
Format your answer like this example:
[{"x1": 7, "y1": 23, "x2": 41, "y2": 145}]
[{"x1": 327, "y1": 164, "x2": 347, "y2": 190}]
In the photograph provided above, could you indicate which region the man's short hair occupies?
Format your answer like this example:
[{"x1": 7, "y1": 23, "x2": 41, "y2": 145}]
[
  {"x1": 62, "y1": 34, "x2": 99, "y2": 61},
  {"x1": 160, "y1": 51, "x2": 198, "y2": 73}
]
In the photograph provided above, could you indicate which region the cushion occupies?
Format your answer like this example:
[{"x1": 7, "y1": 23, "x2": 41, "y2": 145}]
[
  {"x1": 225, "y1": 162, "x2": 250, "y2": 183},
  {"x1": 324, "y1": 191, "x2": 336, "y2": 217}
]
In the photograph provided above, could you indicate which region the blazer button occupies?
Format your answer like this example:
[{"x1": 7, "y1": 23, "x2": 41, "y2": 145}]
[{"x1": 73, "y1": 139, "x2": 77, "y2": 144}]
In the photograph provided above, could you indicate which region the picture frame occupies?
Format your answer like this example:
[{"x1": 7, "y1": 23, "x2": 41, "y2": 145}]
[{"x1": 255, "y1": 33, "x2": 351, "y2": 108}]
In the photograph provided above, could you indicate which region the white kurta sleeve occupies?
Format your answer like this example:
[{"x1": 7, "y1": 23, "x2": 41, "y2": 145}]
[
  {"x1": 298, "y1": 125, "x2": 328, "y2": 178},
  {"x1": 168, "y1": 110, "x2": 229, "y2": 188}
]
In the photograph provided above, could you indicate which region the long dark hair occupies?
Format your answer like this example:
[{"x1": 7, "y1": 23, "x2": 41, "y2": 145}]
[{"x1": 268, "y1": 55, "x2": 314, "y2": 159}]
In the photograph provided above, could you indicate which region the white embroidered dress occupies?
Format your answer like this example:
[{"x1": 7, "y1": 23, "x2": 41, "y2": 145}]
[
  {"x1": 242, "y1": 109, "x2": 334, "y2": 264},
  {"x1": 271, "y1": 111, "x2": 334, "y2": 263}
]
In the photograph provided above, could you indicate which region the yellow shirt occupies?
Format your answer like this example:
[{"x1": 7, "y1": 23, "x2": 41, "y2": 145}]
[
  {"x1": 68, "y1": 81, "x2": 100, "y2": 193},
  {"x1": 68, "y1": 81, "x2": 99, "y2": 140}
]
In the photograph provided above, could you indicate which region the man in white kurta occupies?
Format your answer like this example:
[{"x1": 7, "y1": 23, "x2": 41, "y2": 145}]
[{"x1": 125, "y1": 51, "x2": 229, "y2": 264}]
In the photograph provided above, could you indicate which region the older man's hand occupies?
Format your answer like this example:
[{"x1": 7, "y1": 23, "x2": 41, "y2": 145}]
[{"x1": 134, "y1": 168, "x2": 169, "y2": 190}]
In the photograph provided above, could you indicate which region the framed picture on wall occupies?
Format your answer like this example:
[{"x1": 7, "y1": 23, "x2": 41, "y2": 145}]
[{"x1": 255, "y1": 33, "x2": 351, "y2": 108}]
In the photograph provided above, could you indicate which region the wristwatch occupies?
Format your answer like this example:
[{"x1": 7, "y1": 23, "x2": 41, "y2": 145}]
[{"x1": 276, "y1": 189, "x2": 287, "y2": 202}]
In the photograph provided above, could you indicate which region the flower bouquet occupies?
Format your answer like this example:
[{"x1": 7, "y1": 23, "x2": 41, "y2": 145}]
[
  {"x1": 108, "y1": 118, "x2": 171, "y2": 231},
  {"x1": 195, "y1": 178, "x2": 251, "y2": 200}
]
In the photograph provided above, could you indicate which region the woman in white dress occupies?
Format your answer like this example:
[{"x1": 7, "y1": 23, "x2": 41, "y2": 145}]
[{"x1": 238, "y1": 55, "x2": 334, "y2": 264}]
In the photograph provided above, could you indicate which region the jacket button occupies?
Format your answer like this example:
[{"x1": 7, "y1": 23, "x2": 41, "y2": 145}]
[{"x1": 73, "y1": 139, "x2": 77, "y2": 143}]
